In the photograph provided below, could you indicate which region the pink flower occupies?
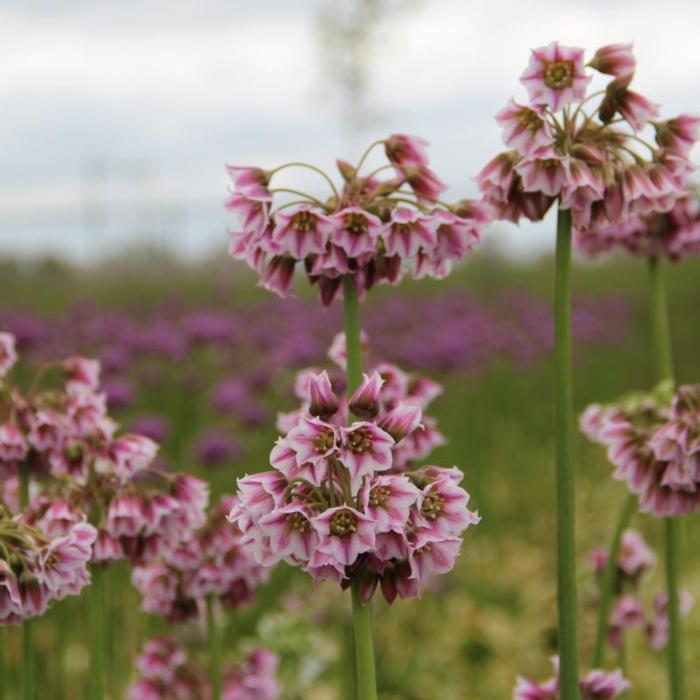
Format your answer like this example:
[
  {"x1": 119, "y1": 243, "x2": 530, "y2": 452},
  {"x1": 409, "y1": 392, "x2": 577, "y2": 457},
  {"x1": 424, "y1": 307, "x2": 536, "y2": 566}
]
[
  {"x1": 171, "y1": 474, "x2": 209, "y2": 529},
  {"x1": 93, "y1": 530, "x2": 124, "y2": 563},
  {"x1": 0, "y1": 423, "x2": 28, "y2": 462},
  {"x1": 226, "y1": 165, "x2": 271, "y2": 200},
  {"x1": 653, "y1": 115, "x2": 700, "y2": 156},
  {"x1": 0, "y1": 561, "x2": 22, "y2": 622},
  {"x1": 287, "y1": 416, "x2": 340, "y2": 466},
  {"x1": 520, "y1": 42, "x2": 591, "y2": 111},
  {"x1": 312, "y1": 506, "x2": 376, "y2": 567},
  {"x1": 329, "y1": 208, "x2": 385, "y2": 258},
  {"x1": 384, "y1": 134, "x2": 430, "y2": 167},
  {"x1": 580, "y1": 668, "x2": 630, "y2": 699},
  {"x1": 105, "y1": 433, "x2": 158, "y2": 480},
  {"x1": 610, "y1": 595, "x2": 645, "y2": 629},
  {"x1": 327, "y1": 329, "x2": 369, "y2": 370},
  {"x1": 496, "y1": 100, "x2": 554, "y2": 155},
  {"x1": 600, "y1": 75, "x2": 659, "y2": 131},
  {"x1": 338, "y1": 422, "x2": 394, "y2": 481},
  {"x1": 618, "y1": 530, "x2": 655, "y2": 579},
  {"x1": 225, "y1": 192, "x2": 270, "y2": 237},
  {"x1": 362, "y1": 475, "x2": 420, "y2": 534},
  {"x1": 259, "y1": 256, "x2": 296, "y2": 297},
  {"x1": 349, "y1": 372, "x2": 384, "y2": 420},
  {"x1": 513, "y1": 675, "x2": 558, "y2": 700},
  {"x1": 271, "y1": 206, "x2": 333, "y2": 259},
  {"x1": 383, "y1": 208, "x2": 438, "y2": 258},
  {"x1": 0, "y1": 333, "x2": 17, "y2": 378},
  {"x1": 516, "y1": 155, "x2": 571, "y2": 198},
  {"x1": 306, "y1": 370, "x2": 339, "y2": 420},
  {"x1": 414, "y1": 470, "x2": 480, "y2": 538},
  {"x1": 258, "y1": 503, "x2": 319, "y2": 564},
  {"x1": 401, "y1": 165, "x2": 448, "y2": 203},
  {"x1": 107, "y1": 494, "x2": 149, "y2": 538},
  {"x1": 41, "y1": 522, "x2": 96, "y2": 599},
  {"x1": 37, "y1": 500, "x2": 82, "y2": 538},
  {"x1": 588, "y1": 43, "x2": 636, "y2": 77},
  {"x1": 62, "y1": 357, "x2": 101, "y2": 395},
  {"x1": 409, "y1": 533, "x2": 462, "y2": 581},
  {"x1": 27, "y1": 409, "x2": 65, "y2": 451}
]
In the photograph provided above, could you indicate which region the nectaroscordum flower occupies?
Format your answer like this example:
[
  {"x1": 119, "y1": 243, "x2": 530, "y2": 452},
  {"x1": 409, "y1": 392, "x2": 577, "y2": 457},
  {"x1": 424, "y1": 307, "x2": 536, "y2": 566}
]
[
  {"x1": 520, "y1": 42, "x2": 592, "y2": 112},
  {"x1": 0, "y1": 333, "x2": 17, "y2": 378},
  {"x1": 225, "y1": 135, "x2": 489, "y2": 306},
  {"x1": 514, "y1": 658, "x2": 630, "y2": 700},
  {"x1": 580, "y1": 384, "x2": 700, "y2": 516},
  {"x1": 479, "y1": 42, "x2": 697, "y2": 230},
  {"x1": 228, "y1": 340, "x2": 478, "y2": 603}
]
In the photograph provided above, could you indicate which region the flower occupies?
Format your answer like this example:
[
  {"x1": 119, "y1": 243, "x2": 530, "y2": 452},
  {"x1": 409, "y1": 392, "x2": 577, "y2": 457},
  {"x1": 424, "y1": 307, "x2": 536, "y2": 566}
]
[
  {"x1": 225, "y1": 137, "x2": 488, "y2": 306},
  {"x1": 520, "y1": 42, "x2": 591, "y2": 112},
  {"x1": 495, "y1": 100, "x2": 554, "y2": 155},
  {"x1": 481, "y1": 42, "x2": 696, "y2": 231},
  {"x1": 588, "y1": 43, "x2": 636, "y2": 77},
  {"x1": 0, "y1": 333, "x2": 17, "y2": 378},
  {"x1": 228, "y1": 341, "x2": 478, "y2": 602}
]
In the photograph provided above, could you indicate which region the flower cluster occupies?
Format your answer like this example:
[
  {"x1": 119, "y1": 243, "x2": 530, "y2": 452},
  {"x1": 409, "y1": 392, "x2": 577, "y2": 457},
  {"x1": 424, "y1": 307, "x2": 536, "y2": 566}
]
[
  {"x1": 575, "y1": 187, "x2": 700, "y2": 260},
  {"x1": 226, "y1": 134, "x2": 490, "y2": 305},
  {"x1": 580, "y1": 383, "x2": 700, "y2": 516},
  {"x1": 589, "y1": 529, "x2": 694, "y2": 651},
  {"x1": 0, "y1": 332, "x2": 209, "y2": 568},
  {"x1": 128, "y1": 637, "x2": 279, "y2": 700},
  {"x1": 514, "y1": 658, "x2": 629, "y2": 700},
  {"x1": 228, "y1": 338, "x2": 479, "y2": 603},
  {"x1": 0, "y1": 509, "x2": 95, "y2": 625},
  {"x1": 132, "y1": 495, "x2": 270, "y2": 622},
  {"x1": 478, "y1": 42, "x2": 698, "y2": 230}
]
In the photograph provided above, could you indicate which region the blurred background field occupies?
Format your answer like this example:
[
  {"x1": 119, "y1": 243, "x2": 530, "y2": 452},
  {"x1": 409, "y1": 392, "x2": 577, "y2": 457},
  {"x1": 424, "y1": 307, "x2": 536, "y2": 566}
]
[{"x1": 0, "y1": 250, "x2": 698, "y2": 698}]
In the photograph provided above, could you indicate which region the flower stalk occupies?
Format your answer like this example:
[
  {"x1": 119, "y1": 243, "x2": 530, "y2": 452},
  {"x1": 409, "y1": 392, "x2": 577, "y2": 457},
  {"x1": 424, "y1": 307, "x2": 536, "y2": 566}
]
[
  {"x1": 554, "y1": 207, "x2": 580, "y2": 698},
  {"x1": 206, "y1": 594, "x2": 222, "y2": 700},
  {"x1": 20, "y1": 465, "x2": 35, "y2": 700},
  {"x1": 592, "y1": 493, "x2": 637, "y2": 667},
  {"x1": 649, "y1": 255, "x2": 684, "y2": 700},
  {"x1": 343, "y1": 276, "x2": 378, "y2": 700},
  {"x1": 88, "y1": 566, "x2": 105, "y2": 700}
]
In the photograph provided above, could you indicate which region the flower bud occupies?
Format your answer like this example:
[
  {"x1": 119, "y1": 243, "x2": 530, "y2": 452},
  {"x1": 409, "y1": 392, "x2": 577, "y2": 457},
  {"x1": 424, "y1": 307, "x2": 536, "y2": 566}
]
[
  {"x1": 377, "y1": 402, "x2": 422, "y2": 442},
  {"x1": 307, "y1": 371, "x2": 339, "y2": 420},
  {"x1": 349, "y1": 372, "x2": 383, "y2": 420}
]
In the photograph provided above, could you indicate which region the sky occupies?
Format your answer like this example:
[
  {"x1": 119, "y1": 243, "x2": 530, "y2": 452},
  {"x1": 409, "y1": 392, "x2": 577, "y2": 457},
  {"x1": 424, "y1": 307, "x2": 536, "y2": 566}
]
[{"x1": 1, "y1": 0, "x2": 698, "y2": 262}]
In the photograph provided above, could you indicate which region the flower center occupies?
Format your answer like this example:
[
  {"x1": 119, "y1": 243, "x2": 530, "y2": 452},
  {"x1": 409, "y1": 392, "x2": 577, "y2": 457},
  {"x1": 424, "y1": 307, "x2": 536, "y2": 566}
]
[
  {"x1": 347, "y1": 427, "x2": 372, "y2": 454},
  {"x1": 344, "y1": 212, "x2": 369, "y2": 236},
  {"x1": 421, "y1": 492, "x2": 444, "y2": 520},
  {"x1": 286, "y1": 512, "x2": 311, "y2": 533},
  {"x1": 329, "y1": 509, "x2": 358, "y2": 537},
  {"x1": 519, "y1": 108, "x2": 545, "y2": 133},
  {"x1": 369, "y1": 485, "x2": 390, "y2": 508},
  {"x1": 314, "y1": 428, "x2": 336, "y2": 454},
  {"x1": 290, "y1": 210, "x2": 318, "y2": 233},
  {"x1": 544, "y1": 61, "x2": 574, "y2": 89}
]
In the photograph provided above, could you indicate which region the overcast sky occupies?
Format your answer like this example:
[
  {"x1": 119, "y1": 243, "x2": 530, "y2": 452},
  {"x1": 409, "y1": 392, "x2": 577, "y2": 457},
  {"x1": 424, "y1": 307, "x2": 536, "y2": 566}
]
[{"x1": 1, "y1": 0, "x2": 698, "y2": 262}]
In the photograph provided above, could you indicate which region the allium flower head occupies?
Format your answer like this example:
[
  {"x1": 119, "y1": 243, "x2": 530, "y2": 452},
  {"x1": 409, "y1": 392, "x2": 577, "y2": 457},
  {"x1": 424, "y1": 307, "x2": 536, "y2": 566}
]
[
  {"x1": 580, "y1": 384, "x2": 700, "y2": 516},
  {"x1": 228, "y1": 339, "x2": 477, "y2": 603},
  {"x1": 481, "y1": 42, "x2": 696, "y2": 230},
  {"x1": 226, "y1": 136, "x2": 488, "y2": 306}
]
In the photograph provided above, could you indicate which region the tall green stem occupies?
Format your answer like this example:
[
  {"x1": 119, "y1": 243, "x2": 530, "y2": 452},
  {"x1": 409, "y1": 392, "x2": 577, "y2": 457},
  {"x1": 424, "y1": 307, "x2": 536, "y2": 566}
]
[
  {"x1": 592, "y1": 493, "x2": 636, "y2": 667},
  {"x1": 20, "y1": 466, "x2": 34, "y2": 700},
  {"x1": 206, "y1": 595, "x2": 222, "y2": 700},
  {"x1": 554, "y1": 208, "x2": 580, "y2": 698},
  {"x1": 88, "y1": 566, "x2": 105, "y2": 700},
  {"x1": 343, "y1": 276, "x2": 378, "y2": 700},
  {"x1": 649, "y1": 256, "x2": 684, "y2": 700}
]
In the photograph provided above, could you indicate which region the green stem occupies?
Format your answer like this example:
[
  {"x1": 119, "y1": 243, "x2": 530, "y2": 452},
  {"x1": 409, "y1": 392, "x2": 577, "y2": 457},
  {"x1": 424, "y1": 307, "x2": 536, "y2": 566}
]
[
  {"x1": 649, "y1": 256, "x2": 684, "y2": 700},
  {"x1": 351, "y1": 581, "x2": 378, "y2": 700},
  {"x1": 649, "y1": 257, "x2": 675, "y2": 382},
  {"x1": 665, "y1": 518, "x2": 684, "y2": 700},
  {"x1": 88, "y1": 566, "x2": 105, "y2": 700},
  {"x1": 343, "y1": 277, "x2": 378, "y2": 700},
  {"x1": 592, "y1": 494, "x2": 636, "y2": 667},
  {"x1": 20, "y1": 466, "x2": 35, "y2": 700},
  {"x1": 206, "y1": 595, "x2": 222, "y2": 700},
  {"x1": 554, "y1": 207, "x2": 580, "y2": 698}
]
